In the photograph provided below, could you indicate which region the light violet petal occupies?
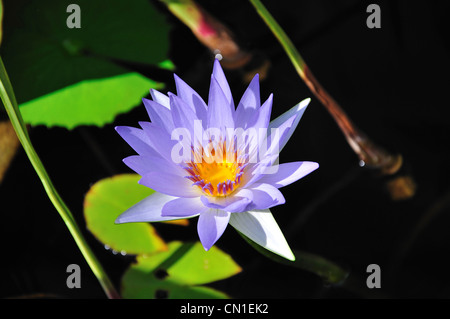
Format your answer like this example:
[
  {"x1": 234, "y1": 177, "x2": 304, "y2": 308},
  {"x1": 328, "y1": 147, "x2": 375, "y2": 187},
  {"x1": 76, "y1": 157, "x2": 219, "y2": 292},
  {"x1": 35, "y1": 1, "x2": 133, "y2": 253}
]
[
  {"x1": 212, "y1": 59, "x2": 234, "y2": 111},
  {"x1": 207, "y1": 75, "x2": 235, "y2": 130},
  {"x1": 200, "y1": 194, "x2": 252, "y2": 213},
  {"x1": 150, "y1": 89, "x2": 170, "y2": 109},
  {"x1": 115, "y1": 192, "x2": 195, "y2": 224},
  {"x1": 142, "y1": 98, "x2": 174, "y2": 133},
  {"x1": 169, "y1": 93, "x2": 199, "y2": 136},
  {"x1": 115, "y1": 126, "x2": 159, "y2": 158},
  {"x1": 197, "y1": 209, "x2": 230, "y2": 251},
  {"x1": 139, "y1": 171, "x2": 202, "y2": 198},
  {"x1": 268, "y1": 98, "x2": 310, "y2": 152},
  {"x1": 257, "y1": 161, "x2": 319, "y2": 188},
  {"x1": 264, "y1": 114, "x2": 297, "y2": 160},
  {"x1": 174, "y1": 74, "x2": 208, "y2": 123},
  {"x1": 139, "y1": 121, "x2": 178, "y2": 162},
  {"x1": 229, "y1": 209, "x2": 295, "y2": 261},
  {"x1": 122, "y1": 155, "x2": 185, "y2": 177},
  {"x1": 239, "y1": 153, "x2": 279, "y2": 189},
  {"x1": 162, "y1": 197, "x2": 207, "y2": 217},
  {"x1": 251, "y1": 93, "x2": 273, "y2": 131},
  {"x1": 234, "y1": 74, "x2": 260, "y2": 128},
  {"x1": 245, "y1": 183, "x2": 286, "y2": 210}
]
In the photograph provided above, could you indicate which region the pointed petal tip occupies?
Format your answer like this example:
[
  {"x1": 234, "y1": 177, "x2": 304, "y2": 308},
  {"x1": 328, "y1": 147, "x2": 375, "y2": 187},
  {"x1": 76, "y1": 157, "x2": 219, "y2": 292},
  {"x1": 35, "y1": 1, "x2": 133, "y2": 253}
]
[
  {"x1": 286, "y1": 251, "x2": 296, "y2": 261},
  {"x1": 299, "y1": 97, "x2": 311, "y2": 109},
  {"x1": 114, "y1": 215, "x2": 125, "y2": 224},
  {"x1": 115, "y1": 125, "x2": 134, "y2": 134},
  {"x1": 229, "y1": 210, "x2": 296, "y2": 261}
]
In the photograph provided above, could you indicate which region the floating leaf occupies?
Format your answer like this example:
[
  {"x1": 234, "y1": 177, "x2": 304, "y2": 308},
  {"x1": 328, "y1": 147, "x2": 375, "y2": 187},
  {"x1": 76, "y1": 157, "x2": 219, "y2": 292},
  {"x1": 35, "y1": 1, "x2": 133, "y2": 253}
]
[
  {"x1": 123, "y1": 273, "x2": 229, "y2": 299},
  {"x1": 19, "y1": 72, "x2": 161, "y2": 129},
  {"x1": 83, "y1": 174, "x2": 167, "y2": 255},
  {"x1": 122, "y1": 241, "x2": 242, "y2": 299},
  {"x1": 0, "y1": 0, "x2": 171, "y2": 128}
]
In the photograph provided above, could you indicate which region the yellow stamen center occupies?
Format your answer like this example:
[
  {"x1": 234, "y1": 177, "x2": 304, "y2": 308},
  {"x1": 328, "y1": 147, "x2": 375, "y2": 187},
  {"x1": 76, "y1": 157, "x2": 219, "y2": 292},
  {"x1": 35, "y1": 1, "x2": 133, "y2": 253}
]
[{"x1": 183, "y1": 141, "x2": 247, "y2": 197}]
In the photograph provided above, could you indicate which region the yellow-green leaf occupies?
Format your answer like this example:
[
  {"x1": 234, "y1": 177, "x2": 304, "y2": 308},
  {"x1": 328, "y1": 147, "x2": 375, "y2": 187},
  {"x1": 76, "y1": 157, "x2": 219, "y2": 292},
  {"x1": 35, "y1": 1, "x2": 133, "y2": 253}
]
[{"x1": 83, "y1": 174, "x2": 167, "y2": 255}]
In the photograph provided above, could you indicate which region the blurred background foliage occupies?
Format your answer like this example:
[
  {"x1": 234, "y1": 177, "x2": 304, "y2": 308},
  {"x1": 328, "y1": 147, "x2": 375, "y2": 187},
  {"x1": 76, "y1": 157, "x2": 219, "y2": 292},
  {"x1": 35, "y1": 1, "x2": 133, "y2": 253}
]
[{"x1": 1, "y1": 0, "x2": 450, "y2": 298}]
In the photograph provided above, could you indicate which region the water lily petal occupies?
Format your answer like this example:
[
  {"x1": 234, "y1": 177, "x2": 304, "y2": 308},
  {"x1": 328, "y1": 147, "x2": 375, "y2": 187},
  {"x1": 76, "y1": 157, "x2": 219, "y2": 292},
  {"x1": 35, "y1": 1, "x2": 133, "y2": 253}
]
[
  {"x1": 245, "y1": 183, "x2": 285, "y2": 210},
  {"x1": 115, "y1": 192, "x2": 194, "y2": 224},
  {"x1": 212, "y1": 59, "x2": 234, "y2": 112},
  {"x1": 229, "y1": 209, "x2": 295, "y2": 261},
  {"x1": 258, "y1": 161, "x2": 319, "y2": 188},
  {"x1": 115, "y1": 126, "x2": 159, "y2": 158},
  {"x1": 150, "y1": 89, "x2": 170, "y2": 109},
  {"x1": 142, "y1": 98, "x2": 174, "y2": 133},
  {"x1": 268, "y1": 98, "x2": 310, "y2": 152},
  {"x1": 123, "y1": 155, "x2": 185, "y2": 177},
  {"x1": 200, "y1": 194, "x2": 252, "y2": 213},
  {"x1": 197, "y1": 209, "x2": 230, "y2": 251},
  {"x1": 234, "y1": 74, "x2": 260, "y2": 128},
  {"x1": 162, "y1": 197, "x2": 207, "y2": 217},
  {"x1": 251, "y1": 93, "x2": 273, "y2": 131},
  {"x1": 169, "y1": 93, "x2": 199, "y2": 136},
  {"x1": 207, "y1": 75, "x2": 235, "y2": 130},
  {"x1": 174, "y1": 74, "x2": 208, "y2": 123},
  {"x1": 139, "y1": 171, "x2": 202, "y2": 198},
  {"x1": 139, "y1": 121, "x2": 178, "y2": 162}
]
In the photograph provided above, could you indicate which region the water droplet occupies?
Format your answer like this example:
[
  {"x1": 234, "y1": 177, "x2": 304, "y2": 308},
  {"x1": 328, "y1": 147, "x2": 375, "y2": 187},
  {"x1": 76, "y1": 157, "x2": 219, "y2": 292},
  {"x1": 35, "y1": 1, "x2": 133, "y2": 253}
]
[
  {"x1": 104, "y1": 244, "x2": 110, "y2": 250},
  {"x1": 120, "y1": 250, "x2": 127, "y2": 256},
  {"x1": 359, "y1": 160, "x2": 366, "y2": 167},
  {"x1": 214, "y1": 50, "x2": 223, "y2": 61}
]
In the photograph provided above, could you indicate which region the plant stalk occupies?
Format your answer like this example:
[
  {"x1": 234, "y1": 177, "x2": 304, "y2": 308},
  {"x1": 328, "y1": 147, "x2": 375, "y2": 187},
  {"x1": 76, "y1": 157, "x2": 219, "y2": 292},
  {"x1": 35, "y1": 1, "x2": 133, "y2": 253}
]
[
  {"x1": 249, "y1": 0, "x2": 415, "y2": 199},
  {"x1": 0, "y1": 57, "x2": 120, "y2": 299}
]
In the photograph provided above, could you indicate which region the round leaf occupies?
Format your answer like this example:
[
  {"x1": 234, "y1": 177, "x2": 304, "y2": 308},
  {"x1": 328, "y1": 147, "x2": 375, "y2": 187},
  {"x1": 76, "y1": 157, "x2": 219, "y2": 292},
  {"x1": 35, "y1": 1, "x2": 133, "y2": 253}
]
[
  {"x1": 1, "y1": 0, "x2": 171, "y2": 128},
  {"x1": 20, "y1": 72, "x2": 161, "y2": 129},
  {"x1": 83, "y1": 174, "x2": 167, "y2": 255},
  {"x1": 121, "y1": 241, "x2": 241, "y2": 299}
]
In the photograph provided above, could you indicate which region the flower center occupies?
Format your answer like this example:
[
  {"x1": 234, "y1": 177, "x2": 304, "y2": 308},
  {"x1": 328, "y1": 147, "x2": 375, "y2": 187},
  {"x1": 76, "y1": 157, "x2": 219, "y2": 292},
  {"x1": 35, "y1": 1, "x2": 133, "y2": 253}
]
[{"x1": 183, "y1": 141, "x2": 247, "y2": 197}]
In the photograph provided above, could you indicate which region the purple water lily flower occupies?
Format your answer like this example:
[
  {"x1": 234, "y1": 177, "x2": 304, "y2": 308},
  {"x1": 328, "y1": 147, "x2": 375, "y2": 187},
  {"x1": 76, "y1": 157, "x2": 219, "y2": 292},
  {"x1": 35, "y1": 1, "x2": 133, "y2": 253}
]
[{"x1": 115, "y1": 59, "x2": 318, "y2": 261}]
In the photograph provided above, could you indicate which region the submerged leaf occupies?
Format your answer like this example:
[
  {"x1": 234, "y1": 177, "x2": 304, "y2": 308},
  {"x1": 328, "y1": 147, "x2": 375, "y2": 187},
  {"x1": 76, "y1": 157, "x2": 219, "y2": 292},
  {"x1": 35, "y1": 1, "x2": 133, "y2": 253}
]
[{"x1": 239, "y1": 231, "x2": 348, "y2": 285}]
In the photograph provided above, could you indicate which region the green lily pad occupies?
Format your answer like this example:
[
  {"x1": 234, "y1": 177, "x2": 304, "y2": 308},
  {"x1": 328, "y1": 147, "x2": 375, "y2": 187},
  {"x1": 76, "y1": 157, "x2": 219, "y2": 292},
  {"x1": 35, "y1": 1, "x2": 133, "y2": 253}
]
[
  {"x1": 19, "y1": 72, "x2": 161, "y2": 129},
  {"x1": 83, "y1": 174, "x2": 167, "y2": 255},
  {"x1": 0, "y1": 0, "x2": 171, "y2": 128},
  {"x1": 122, "y1": 241, "x2": 242, "y2": 299}
]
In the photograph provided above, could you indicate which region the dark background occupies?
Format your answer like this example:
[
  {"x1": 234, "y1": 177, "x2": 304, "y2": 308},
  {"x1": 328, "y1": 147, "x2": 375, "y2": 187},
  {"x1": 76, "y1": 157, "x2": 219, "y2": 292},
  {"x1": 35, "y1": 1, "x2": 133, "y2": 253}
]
[{"x1": 1, "y1": 0, "x2": 450, "y2": 298}]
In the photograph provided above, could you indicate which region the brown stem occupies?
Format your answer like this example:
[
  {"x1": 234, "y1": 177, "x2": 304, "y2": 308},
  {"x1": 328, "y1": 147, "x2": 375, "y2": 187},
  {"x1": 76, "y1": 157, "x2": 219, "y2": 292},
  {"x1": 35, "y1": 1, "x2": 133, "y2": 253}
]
[{"x1": 303, "y1": 66, "x2": 401, "y2": 172}]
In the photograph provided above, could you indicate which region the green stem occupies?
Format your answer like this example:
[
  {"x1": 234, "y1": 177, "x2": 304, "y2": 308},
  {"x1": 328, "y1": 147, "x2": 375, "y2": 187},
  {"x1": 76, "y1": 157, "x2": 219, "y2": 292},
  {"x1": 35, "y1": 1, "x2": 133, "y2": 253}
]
[
  {"x1": 248, "y1": 0, "x2": 410, "y2": 200},
  {"x1": 0, "y1": 57, "x2": 120, "y2": 299},
  {"x1": 248, "y1": 0, "x2": 305, "y2": 77}
]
